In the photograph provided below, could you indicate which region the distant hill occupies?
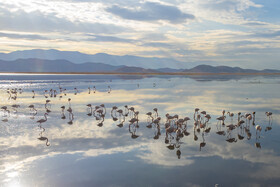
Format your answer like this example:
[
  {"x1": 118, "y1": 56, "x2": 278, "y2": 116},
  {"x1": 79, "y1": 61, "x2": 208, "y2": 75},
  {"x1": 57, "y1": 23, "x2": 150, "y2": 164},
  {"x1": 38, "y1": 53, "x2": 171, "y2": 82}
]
[
  {"x1": 0, "y1": 58, "x2": 279, "y2": 74},
  {"x1": 0, "y1": 58, "x2": 163, "y2": 73},
  {"x1": 0, "y1": 49, "x2": 191, "y2": 69},
  {"x1": 0, "y1": 58, "x2": 124, "y2": 72},
  {"x1": 115, "y1": 66, "x2": 160, "y2": 73},
  {"x1": 157, "y1": 68, "x2": 183, "y2": 73},
  {"x1": 182, "y1": 65, "x2": 280, "y2": 73}
]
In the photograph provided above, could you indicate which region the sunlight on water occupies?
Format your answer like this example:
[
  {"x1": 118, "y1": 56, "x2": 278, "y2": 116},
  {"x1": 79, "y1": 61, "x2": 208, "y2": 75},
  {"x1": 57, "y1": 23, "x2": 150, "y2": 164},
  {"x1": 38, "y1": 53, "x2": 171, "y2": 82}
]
[{"x1": 0, "y1": 74, "x2": 280, "y2": 186}]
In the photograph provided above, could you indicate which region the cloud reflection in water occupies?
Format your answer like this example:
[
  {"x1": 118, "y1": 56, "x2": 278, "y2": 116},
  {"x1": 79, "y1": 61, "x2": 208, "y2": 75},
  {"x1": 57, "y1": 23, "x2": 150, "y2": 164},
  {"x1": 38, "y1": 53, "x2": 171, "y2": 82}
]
[{"x1": 0, "y1": 74, "x2": 280, "y2": 186}]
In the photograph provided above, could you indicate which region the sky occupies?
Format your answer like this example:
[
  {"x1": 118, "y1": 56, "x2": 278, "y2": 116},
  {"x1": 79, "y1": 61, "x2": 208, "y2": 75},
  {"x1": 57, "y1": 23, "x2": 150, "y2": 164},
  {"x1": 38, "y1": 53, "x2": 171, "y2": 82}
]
[{"x1": 0, "y1": 0, "x2": 279, "y2": 69}]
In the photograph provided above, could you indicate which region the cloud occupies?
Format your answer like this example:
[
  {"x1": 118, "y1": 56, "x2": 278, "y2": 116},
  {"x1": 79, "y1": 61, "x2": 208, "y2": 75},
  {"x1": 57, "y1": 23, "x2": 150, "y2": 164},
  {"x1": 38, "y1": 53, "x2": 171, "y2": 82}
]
[
  {"x1": 199, "y1": 0, "x2": 262, "y2": 12},
  {"x1": 106, "y1": 2, "x2": 195, "y2": 24},
  {"x1": 243, "y1": 21, "x2": 268, "y2": 26},
  {"x1": 0, "y1": 0, "x2": 279, "y2": 69},
  {"x1": 0, "y1": 32, "x2": 48, "y2": 40},
  {"x1": 252, "y1": 30, "x2": 280, "y2": 38},
  {"x1": 0, "y1": 7, "x2": 126, "y2": 34},
  {"x1": 49, "y1": 0, "x2": 136, "y2": 5},
  {"x1": 85, "y1": 34, "x2": 136, "y2": 43},
  {"x1": 183, "y1": 0, "x2": 263, "y2": 25},
  {"x1": 142, "y1": 42, "x2": 173, "y2": 48},
  {"x1": 140, "y1": 33, "x2": 168, "y2": 41}
]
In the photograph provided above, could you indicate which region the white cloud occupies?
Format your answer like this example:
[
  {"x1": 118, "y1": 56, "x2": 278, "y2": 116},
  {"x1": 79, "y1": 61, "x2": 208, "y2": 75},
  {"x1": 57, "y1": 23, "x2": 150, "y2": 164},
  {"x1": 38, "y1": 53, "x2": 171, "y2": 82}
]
[{"x1": 0, "y1": 0, "x2": 279, "y2": 69}]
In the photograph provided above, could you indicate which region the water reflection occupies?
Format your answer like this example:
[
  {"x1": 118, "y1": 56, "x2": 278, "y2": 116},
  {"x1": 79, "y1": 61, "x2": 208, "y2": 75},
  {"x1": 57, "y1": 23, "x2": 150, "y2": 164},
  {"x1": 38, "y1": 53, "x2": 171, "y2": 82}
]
[
  {"x1": 37, "y1": 125, "x2": 50, "y2": 146},
  {"x1": 129, "y1": 119, "x2": 139, "y2": 139},
  {"x1": 0, "y1": 74, "x2": 280, "y2": 186}
]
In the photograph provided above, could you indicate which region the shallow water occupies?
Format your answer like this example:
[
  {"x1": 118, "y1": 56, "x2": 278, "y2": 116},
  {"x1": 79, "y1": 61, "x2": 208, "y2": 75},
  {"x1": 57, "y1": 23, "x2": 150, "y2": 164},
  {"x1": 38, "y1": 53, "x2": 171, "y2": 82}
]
[{"x1": 0, "y1": 74, "x2": 280, "y2": 187}]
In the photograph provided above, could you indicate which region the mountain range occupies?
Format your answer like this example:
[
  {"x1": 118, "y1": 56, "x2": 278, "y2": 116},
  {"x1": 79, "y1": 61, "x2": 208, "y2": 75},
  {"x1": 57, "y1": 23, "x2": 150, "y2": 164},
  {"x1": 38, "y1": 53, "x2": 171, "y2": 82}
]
[
  {"x1": 0, "y1": 49, "x2": 191, "y2": 69},
  {"x1": 0, "y1": 58, "x2": 279, "y2": 74}
]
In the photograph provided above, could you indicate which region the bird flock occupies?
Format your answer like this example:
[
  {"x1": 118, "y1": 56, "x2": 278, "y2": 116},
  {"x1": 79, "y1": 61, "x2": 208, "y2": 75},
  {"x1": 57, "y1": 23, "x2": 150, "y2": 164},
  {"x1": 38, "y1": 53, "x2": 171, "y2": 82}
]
[{"x1": 0, "y1": 84, "x2": 275, "y2": 158}]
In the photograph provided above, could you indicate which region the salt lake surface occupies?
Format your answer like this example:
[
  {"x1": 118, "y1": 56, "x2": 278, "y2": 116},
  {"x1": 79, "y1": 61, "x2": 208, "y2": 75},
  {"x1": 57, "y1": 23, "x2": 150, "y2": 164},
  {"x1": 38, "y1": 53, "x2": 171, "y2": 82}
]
[{"x1": 0, "y1": 74, "x2": 280, "y2": 187}]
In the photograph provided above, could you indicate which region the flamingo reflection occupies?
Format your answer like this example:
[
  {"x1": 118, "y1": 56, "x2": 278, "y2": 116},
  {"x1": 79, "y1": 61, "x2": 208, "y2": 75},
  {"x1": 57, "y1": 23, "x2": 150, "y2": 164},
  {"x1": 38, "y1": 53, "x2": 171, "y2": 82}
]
[{"x1": 38, "y1": 125, "x2": 50, "y2": 146}]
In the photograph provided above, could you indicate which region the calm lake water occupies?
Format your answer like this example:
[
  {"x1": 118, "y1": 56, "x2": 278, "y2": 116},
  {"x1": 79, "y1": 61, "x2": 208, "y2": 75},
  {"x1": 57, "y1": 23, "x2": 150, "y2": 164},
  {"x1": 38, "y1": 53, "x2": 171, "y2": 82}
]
[{"x1": 0, "y1": 74, "x2": 280, "y2": 187}]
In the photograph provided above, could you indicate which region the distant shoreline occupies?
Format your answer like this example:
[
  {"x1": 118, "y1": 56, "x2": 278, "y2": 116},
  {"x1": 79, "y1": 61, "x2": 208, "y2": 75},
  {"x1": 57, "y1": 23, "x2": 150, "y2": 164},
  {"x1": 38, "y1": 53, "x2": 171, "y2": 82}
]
[{"x1": 1, "y1": 72, "x2": 280, "y2": 76}]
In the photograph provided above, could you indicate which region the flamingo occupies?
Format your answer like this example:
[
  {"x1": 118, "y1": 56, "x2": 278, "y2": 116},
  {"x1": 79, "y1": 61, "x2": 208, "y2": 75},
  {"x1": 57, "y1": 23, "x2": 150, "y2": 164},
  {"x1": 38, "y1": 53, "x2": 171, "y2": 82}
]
[
  {"x1": 63, "y1": 88, "x2": 67, "y2": 96},
  {"x1": 129, "y1": 121, "x2": 139, "y2": 139},
  {"x1": 44, "y1": 90, "x2": 48, "y2": 98},
  {"x1": 67, "y1": 107, "x2": 74, "y2": 120},
  {"x1": 11, "y1": 104, "x2": 20, "y2": 113},
  {"x1": 18, "y1": 88, "x2": 23, "y2": 94},
  {"x1": 237, "y1": 112, "x2": 241, "y2": 122},
  {"x1": 116, "y1": 109, "x2": 124, "y2": 118},
  {"x1": 172, "y1": 114, "x2": 179, "y2": 125},
  {"x1": 111, "y1": 106, "x2": 118, "y2": 117},
  {"x1": 177, "y1": 118, "x2": 184, "y2": 128},
  {"x1": 200, "y1": 111, "x2": 206, "y2": 115},
  {"x1": 129, "y1": 117, "x2": 139, "y2": 124},
  {"x1": 68, "y1": 98, "x2": 71, "y2": 107},
  {"x1": 175, "y1": 128, "x2": 183, "y2": 140},
  {"x1": 216, "y1": 116, "x2": 226, "y2": 125},
  {"x1": 128, "y1": 106, "x2": 135, "y2": 117},
  {"x1": 204, "y1": 114, "x2": 211, "y2": 123},
  {"x1": 226, "y1": 124, "x2": 236, "y2": 131},
  {"x1": 61, "y1": 106, "x2": 66, "y2": 119},
  {"x1": 226, "y1": 138, "x2": 237, "y2": 143},
  {"x1": 49, "y1": 89, "x2": 53, "y2": 97},
  {"x1": 1, "y1": 106, "x2": 8, "y2": 111},
  {"x1": 227, "y1": 112, "x2": 234, "y2": 121},
  {"x1": 183, "y1": 116, "x2": 191, "y2": 126},
  {"x1": 1, "y1": 106, "x2": 10, "y2": 116},
  {"x1": 28, "y1": 104, "x2": 37, "y2": 112},
  {"x1": 7, "y1": 90, "x2": 11, "y2": 99},
  {"x1": 165, "y1": 122, "x2": 175, "y2": 137},
  {"x1": 96, "y1": 108, "x2": 104, "y2": 117},
  {"x1": 146, "y1": 112, "x2": 154, "y2": 122},
  {"x1": 86, "y1": 104, "x2": 93, "y2": 115},
  {"x1": 237, "y1": 120, "x2": 245, "y2": 127},
  {"x1": 153, "y1": 108, "x2": 158, "y2": 118},
  {"x1": 265, "y1": 112, "x2": 273, "y2": 122},
  {"x1": 100, "y1": 104, "x2": 106, "y2": 117},
  {"x1": 255, "y1": 142, "x2": 261, "y2": 149},
  {"x1": 116, "y1": 111, "x2": 125, "y2": 127},
  {"x1": 74, "y1": 87, "x2": 78, "y2": 95},
  {"x1": 123, "y1": 105, "x2": 129, "y2": 117},
  {"x1": 194, "y1": 108, "x2": 199, "y2": 120},
  {"x1": 45, "y1": 99, "x2": 51, "y2": 108},
  {"x1": 153, "y1": 117, "x2": 161, "y2": 125},
  {"x1": 247, "y1": 114, "x2": 252, "y2": 126},
  {"x1": 32, "y1": 90, "x2": 35, "y2": 98},
  {"x1": 255, "y1": 125, "x2": 262, "y2": 137},
  {"x1": 222, "y1": 110, "x2": 226, "y2": 117},
  {"x1": 252, "y1": 112, "x2": 256, "y2": 125},
  {"x1": 37, "y1": 113, "x2": 48, "y2": 125},
  {"x1": 134, "y1": 111, "x2": 139, "y2": 123},
  {"x1": 53, "y1": 90, "x2": 57, "y2": 97}
]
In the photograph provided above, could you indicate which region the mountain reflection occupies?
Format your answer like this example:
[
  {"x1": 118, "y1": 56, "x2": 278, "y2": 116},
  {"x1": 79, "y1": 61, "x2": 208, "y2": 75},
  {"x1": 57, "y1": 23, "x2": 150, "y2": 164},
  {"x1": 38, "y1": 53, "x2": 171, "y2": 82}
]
[{"x1": 0, "y1": 74, "x2": 280, "y2": 186}]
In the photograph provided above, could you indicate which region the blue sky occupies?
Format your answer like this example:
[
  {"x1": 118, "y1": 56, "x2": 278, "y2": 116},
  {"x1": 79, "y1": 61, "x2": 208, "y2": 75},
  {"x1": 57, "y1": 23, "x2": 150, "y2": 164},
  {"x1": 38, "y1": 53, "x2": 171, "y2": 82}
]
[{"x1": 0, "y1": 0, "x2": 279, "y2": 69}]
